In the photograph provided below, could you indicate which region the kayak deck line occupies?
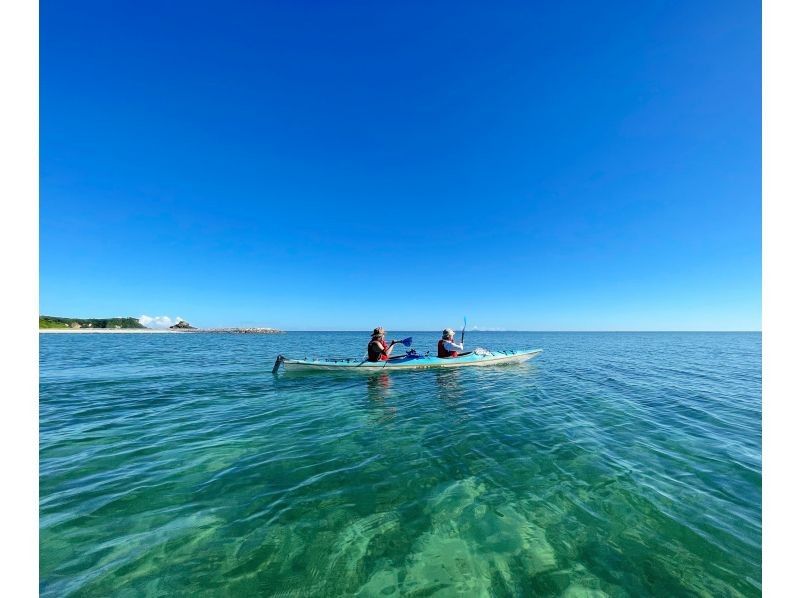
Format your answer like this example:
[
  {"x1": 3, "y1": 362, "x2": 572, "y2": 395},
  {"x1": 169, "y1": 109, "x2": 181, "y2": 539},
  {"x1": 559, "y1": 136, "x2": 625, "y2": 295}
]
[{"x1": 273, "y1": 349, "x2": 543, "y2": 373}]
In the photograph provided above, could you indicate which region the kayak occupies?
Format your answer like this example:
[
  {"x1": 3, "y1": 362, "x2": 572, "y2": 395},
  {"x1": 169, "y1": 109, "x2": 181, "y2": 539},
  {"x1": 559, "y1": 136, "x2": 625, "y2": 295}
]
[{"x1": 273, "y1": 349, "x2": 542, "y2": 372}]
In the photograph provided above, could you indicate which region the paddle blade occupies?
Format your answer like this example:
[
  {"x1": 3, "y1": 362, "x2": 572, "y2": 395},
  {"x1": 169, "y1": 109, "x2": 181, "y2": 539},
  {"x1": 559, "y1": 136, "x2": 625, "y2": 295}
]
[
  {"x1": 399, "y1": 337, "x2": 413, "y2": 346},
  {"x1": 272, "y1": 355, "x2": 284, "y2": 374}
]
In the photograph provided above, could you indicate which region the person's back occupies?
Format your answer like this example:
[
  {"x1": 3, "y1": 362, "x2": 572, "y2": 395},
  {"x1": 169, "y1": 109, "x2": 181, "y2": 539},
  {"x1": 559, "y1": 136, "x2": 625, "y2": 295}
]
[
  {"x1": 368, "y1": 338, "x2": 388, "y2": 362},
  {"x1": 437, "y1": 328, "x2": 464, "y2": 358}
]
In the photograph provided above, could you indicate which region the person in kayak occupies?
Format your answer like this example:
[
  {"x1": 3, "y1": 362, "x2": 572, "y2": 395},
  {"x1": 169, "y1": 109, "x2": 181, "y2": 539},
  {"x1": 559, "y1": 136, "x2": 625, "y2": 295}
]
[
  {"x1": 438, "y1": 328, "x2": 465, "y2": 358},
  {"x1": 367, "y1": 327, "x2": 398, "y2": 362}
]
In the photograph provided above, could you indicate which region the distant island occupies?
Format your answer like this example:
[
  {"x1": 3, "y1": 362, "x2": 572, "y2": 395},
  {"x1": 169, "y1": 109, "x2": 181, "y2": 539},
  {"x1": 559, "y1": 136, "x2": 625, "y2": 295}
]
[{"x1": 39, "y1": 315, "x2": 146, "y2": 329}]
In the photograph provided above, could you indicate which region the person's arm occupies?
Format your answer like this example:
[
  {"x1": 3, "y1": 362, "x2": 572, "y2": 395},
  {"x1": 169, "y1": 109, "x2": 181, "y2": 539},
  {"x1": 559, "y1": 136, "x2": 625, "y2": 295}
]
[
  {"x1": 384, "y1": 340, "x2": 397, "y2": 357},
  {"x1": 443, "y1": 339, "x2": 464, "y2": 352}
]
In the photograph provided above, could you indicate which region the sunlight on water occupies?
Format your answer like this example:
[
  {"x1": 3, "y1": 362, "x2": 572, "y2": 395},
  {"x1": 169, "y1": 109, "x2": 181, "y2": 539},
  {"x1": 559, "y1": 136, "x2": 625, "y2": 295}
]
[{"x1": 40, "y1": 332, "x2": 761, "y2": 596}]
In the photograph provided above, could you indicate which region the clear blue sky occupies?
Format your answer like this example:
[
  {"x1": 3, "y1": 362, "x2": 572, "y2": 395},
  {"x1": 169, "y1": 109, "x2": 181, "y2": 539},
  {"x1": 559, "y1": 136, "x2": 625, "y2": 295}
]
[{"x1": 40, "y1": 0, "x2": 760, "y2": 330}]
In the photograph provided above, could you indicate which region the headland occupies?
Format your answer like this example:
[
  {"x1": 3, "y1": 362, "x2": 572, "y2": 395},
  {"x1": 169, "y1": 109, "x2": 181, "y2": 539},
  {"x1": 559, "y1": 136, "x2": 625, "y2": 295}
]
[{"x1": 39, "y1": 315, "x2": 283, "y2": 334}]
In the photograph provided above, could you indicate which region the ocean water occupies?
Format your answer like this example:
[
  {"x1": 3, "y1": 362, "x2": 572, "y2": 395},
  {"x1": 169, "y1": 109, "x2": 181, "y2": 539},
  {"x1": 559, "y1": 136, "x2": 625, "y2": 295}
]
[{"x1": 39, "y1": 332, "x2": 761, "y2": 597}]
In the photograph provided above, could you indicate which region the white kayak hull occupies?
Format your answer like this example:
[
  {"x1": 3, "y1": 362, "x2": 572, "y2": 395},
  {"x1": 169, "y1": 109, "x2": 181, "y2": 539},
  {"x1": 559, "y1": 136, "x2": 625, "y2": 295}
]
[{"x1": 279, "y1": 349, "x2": 542, "y2": 372}]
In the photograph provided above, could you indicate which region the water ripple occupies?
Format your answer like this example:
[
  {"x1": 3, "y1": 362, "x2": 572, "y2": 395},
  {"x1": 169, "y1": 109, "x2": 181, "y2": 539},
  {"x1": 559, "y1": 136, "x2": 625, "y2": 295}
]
[{"x1": 40, "y1": 331, "x2": 761, "y2": 596}]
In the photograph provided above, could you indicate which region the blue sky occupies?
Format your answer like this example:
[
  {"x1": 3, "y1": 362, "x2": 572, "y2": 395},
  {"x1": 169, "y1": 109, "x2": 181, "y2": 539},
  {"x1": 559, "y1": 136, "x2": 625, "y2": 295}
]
[{"x1": 40, "y1": 0, "x2": 760, "y2": 330}]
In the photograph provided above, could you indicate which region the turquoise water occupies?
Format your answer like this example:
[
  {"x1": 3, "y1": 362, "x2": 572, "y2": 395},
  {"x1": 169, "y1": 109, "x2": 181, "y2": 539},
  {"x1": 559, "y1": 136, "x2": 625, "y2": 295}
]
[{"x1": 40, "y1": 332, "x2": 761, "y2": 596}]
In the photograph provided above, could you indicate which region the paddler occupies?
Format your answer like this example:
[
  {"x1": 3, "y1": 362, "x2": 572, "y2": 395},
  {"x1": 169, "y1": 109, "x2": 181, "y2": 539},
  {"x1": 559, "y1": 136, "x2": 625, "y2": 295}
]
[
  {"x1": 367, "y1": 327, "x2": 398, "y2": 362},
  {"x1": 438, "y1": 328, "x2": 465, "y2": 358}
]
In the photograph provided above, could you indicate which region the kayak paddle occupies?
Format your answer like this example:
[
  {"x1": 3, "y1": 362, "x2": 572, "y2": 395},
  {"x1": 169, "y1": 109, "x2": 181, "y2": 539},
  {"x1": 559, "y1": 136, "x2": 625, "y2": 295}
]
[{"x1": 461, "y1": 317, "x2": 466, "y2": 345}]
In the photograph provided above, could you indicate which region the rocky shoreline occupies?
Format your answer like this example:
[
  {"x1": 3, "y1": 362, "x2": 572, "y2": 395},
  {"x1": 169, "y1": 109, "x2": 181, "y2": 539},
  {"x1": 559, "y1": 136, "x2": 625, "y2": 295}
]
[
  {"x1": 170, "y1": 321, "x2": 283, "y2": 333},
  {"x1": 190, "y1": 328, "x2": 285, "y2": 334}
]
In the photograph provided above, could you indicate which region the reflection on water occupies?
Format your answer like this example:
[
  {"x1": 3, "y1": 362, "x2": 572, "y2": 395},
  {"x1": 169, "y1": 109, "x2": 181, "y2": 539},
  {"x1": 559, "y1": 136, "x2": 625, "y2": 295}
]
[
  {"x1": 433, "y1": 369, "x2": 465, "y2": 412},
  {"x1": 365, "y1": 373, "x2": 396, "y2": 424},
  {"x1": 366, "y1": 372, "x2": 392, "y2": 400}
]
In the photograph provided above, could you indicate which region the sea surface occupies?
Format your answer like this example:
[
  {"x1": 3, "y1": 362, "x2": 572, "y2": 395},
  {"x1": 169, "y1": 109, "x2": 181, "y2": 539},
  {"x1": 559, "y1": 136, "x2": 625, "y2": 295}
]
[{"x1": 40, "y1": 332, "x2": 761, "y2": 597}]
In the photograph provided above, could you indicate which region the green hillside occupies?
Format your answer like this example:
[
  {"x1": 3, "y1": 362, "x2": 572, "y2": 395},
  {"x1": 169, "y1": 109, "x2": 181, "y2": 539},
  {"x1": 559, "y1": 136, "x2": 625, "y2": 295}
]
[{"x1": 39, "y1": 316, "x2": 147, "y2": 329}]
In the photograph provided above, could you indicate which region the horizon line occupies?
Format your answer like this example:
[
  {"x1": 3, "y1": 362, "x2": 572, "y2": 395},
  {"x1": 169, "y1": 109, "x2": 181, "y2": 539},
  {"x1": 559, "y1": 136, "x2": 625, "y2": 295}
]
[{"x1": 277, "y1": 329, "x2": 762, "y2": 333}]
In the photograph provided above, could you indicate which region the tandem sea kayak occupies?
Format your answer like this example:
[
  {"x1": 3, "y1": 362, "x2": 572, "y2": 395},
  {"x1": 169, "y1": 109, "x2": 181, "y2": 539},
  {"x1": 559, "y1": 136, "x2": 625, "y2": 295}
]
[{"x1": 273, "y1": 349, "x2": 542, "y2": 373}]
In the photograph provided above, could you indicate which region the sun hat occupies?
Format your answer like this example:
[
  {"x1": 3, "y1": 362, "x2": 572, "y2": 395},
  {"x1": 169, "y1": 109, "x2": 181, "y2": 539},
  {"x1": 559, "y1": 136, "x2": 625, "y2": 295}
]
[
  {"x1": 372, "y1": 327, "x2": 385, "y2": 338},
  {"x1": 442, "y1": 328, "x2": 455, "y2": 339}
]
